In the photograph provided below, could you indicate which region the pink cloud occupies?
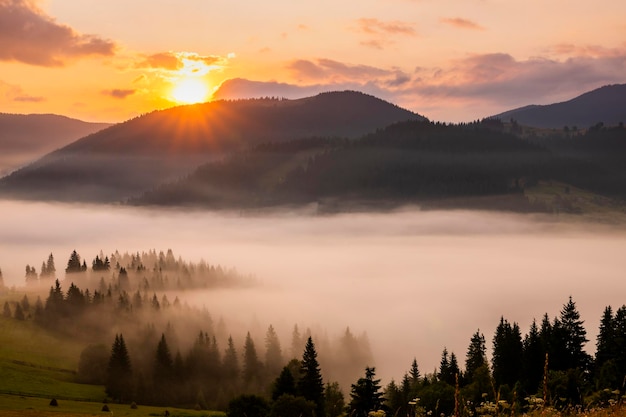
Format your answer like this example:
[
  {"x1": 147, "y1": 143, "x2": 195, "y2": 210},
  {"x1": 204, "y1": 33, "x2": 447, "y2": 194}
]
[
  {"x1": 0, "y1": 0, "x2": 116, "y2": 66},
  {"x1": 103, "y1": 89, "x2": 136, "y2": 99},
  {"x1": 440, "y1": 17, "x2": 485, "y2": 31}
]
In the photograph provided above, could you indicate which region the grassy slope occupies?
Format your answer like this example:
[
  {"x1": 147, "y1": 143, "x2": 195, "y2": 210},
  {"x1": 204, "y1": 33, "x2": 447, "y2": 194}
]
[
  {"x1": 0, "y1": 314, "x2": 224, "y2": 416},
  {"x1": 524, "y1": 180, "x2": 626, "y2": 224}
]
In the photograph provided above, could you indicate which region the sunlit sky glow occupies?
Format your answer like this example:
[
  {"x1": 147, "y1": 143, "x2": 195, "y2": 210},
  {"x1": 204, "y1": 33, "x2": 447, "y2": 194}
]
[{"x1": 1, "y1": 0, "x2": 625, "y2": 122}]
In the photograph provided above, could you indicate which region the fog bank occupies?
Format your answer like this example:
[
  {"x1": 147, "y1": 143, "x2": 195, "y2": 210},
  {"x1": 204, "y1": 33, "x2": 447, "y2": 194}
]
[{"x1": 1, "y1": 200, "x2": 625, "y2": 383}]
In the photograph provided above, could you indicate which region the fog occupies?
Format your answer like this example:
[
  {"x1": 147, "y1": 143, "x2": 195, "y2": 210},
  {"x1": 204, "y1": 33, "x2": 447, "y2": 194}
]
[{"x1": 1, "y1": 200, "x2": 625, "y2": 384}]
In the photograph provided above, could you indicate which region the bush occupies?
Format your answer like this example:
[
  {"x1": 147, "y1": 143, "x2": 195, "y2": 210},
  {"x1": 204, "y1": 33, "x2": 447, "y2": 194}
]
[
  {"x1": 49, "y1": 398, "x2": 58, "y2": 406},
  {"x1": 102, "y1": 404, "x2": 110, "y2": 412}
]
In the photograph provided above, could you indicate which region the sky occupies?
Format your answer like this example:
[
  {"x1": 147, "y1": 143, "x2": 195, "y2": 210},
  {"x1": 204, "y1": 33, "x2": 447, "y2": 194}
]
[{"x1": 1, "y1": 0, "x2": 625, "y2": 123}]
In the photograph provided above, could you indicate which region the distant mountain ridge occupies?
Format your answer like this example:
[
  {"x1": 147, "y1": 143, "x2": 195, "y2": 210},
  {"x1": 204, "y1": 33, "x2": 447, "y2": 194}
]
[
  {"x1": 0, "y1": 113, "x2": 111, "y2": 176},
  {"x1": 493, "y1": 84, "x2": 626, "y2": 128},
  {"x1": 0, "y1": 91, "x2": 426, "y2": 202}
]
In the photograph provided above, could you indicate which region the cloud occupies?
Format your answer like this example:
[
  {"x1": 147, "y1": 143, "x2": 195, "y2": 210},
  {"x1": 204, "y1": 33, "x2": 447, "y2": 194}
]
[
  {"x1": 215, "y1": 46, "x2": 626, "y2": 123},
  {"x1": 352, "y1": 18, "x2": 416, "y2": 49},
  {"x1": 355, "y1": 18, "x2": 416, "y2": 36},
  {"x1": 135, "y1": 51, "x2": 226, "y2": 71},
  {"x1": 288, "y1": 58, "x2": 405, "y2": 84},
  {"x1": 13, "y1": 94, "x2": 45, "y2": 102},
  {"x1": 0, "y1": 0, "x2": 116, "y2": 66},
  {"x1": 103, "y1": 89, "x2": 136, "y2": 99},
  {"x1": 440, "y1": 17, "x2": 485, "y2": 31},
  {"x1": 0, "y1": 79, "x2": 45, "y2": 103}
]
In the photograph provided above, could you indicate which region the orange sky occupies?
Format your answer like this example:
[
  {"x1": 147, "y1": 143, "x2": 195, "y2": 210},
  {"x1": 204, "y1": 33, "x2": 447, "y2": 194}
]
[{"x1": 1, "y1": 0, "x2": 625, "y2": 122}]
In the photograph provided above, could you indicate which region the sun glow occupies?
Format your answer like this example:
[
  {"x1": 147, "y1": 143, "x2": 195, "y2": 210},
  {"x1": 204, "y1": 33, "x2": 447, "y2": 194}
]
[{"x1": 170, "y1": 78, "x2": 209, "y2": 104}]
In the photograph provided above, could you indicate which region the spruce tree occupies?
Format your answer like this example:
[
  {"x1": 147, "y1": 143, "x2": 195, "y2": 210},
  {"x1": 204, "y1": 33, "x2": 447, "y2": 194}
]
[
  {"x1": 298, "y1": 336, "x2": 325, "y2": 417},
  {"x1": 492, "y1": 317, "x2": 523, "y2": 389},
  {"x1": 265, "y1": 324, "x2": 283, "y2": 378},
  {"x1": 106, "y1": 334, "x2": 133, "y2": 402},
  {"x1": 348, "y1": 367, "x2": 385, "y2": 417},
  {"x1": 66, "y1": 250, "x2": 82, "y2": 273},
  {"x1": 595, "y1": 306, "x2": 615, "y2": 372},
  {"x1": 465, "y1": 330, "x2": 487, "y2": 380},
  {"x1": 559, "y1": 296, "x2": 589, "y2": 369},
  {"x1": 242, "y1": 332, "x2": 261, "y2": 390},
  {"x1": 521, "y1": 319, "x2": 544, "y2": 394}
]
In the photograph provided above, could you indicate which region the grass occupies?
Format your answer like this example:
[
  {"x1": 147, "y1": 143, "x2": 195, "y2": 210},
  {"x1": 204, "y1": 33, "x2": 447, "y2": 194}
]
[
  {"x1": 0, "y1": 315, "x2": 226, "y2": 416},
  {"x1": 524, "y1": 180, "x2": 626, "y2": 224},
  {"x1": 0, "y1": 394, "x2": 225, "y2": 417}
]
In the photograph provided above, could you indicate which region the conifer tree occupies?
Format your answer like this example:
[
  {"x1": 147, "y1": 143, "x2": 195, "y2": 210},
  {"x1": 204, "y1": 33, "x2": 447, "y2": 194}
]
[
  {"x1": 465, "y1": 330, "x2": 486, "y2": 380},
  {"x1": 559, "y1": 296, "x2": 589, "y2": 369},
  {"x1": 348, "y1": 367, "x2": 385, "y2": 417},
  {"x1": 46, "y1": 253, "x2": 56, "y2": 277},
  {"x1": 13, "y1": 303, "x2": 25, "y2": 320},
  {"x1": 298, "y1": 336, "x2": 325, "y2": 417},
  {"x1": 492, "y1": 317, "x2": 523, "y2": 389},
  {"x1": 106, "y1": 334, "x2": 133, "y2": 402},
  {"x1": 265, "y1": 324, "x2": 283, "y2": 378},
  {"x1": 223, "y1": 335, "x2": 240, "y2": 387},
  {"x1": 66, "y1": 250, "x2": 82, "y2": 273},
  {"x1": 272, "y1": 366, "x2": 297, "y2": 400},
  {"x1": 521, "y1": 319, "x2": 544, "y2": 394},
  {"x1": 595, "y1": 306, "x2": 614, "y2": 370},
  {"x1": 242, "y1": 332, "x2": 262, "y2": 390},
  {"x1": 3, "y1": 301, "x2": 11, "y2": 318}
]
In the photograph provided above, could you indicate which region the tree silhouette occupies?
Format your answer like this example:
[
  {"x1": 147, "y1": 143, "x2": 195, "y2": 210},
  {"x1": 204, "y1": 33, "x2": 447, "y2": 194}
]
[
  {"x1": 106, "y1": 334, "x2": 133, "y2": 402},
  {"x1": 348, "y1": 367, "x2": 385, "y2": 417},
  {"x1": 298, "y1": 337, "x2": 325, "y2": 417}
]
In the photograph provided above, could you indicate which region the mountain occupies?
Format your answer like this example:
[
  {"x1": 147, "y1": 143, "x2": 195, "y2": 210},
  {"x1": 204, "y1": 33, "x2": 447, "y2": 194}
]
[
  {"x1": 0, "y1": 113, "x2": 111, "y2": 176},
  {"x1": 0, "y1": 91, "x2": 426, "y2": 202},
  {"x1": 133, "y1": 120, "x2": 553, "y2": 212},
  {"x1": 493, "y1": 84, "x2": 626, "y2": 129}
]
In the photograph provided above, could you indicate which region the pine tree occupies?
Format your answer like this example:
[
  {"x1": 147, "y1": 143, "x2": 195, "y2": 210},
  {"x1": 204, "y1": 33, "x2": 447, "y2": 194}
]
[
  {"x1": 242, "y1": 332, "x2": 262, "y2": 390},
  {"x1": 223, "y1": 335, "x2": 240, "y2": 387},
  {"x1": 492, "y1": 317, "x2": 523, "y2": 389},
  {"x1": 439, "y1": 348, "x2": 451, "y2": 384},
  {"x1": 154, "y1": 334, "x2": 174, "y2": 380},
  {"x1": 409, "y1": 358, "x2": 420, "y2": 386},
  {"x1": 298, "y1": 336, "x2": 325, "y2": 417},
  {"x1": 66, "y1": 250, "x2": 83, "y2": 273},
  {"x1": 265, "y1": 324, "x2": 283, "y2": 379},
  {"x1": 106, "y1": 334, "x2": 133, "y2": 402},
  {"x1": 521, "y1": 319, "x2": 544, "y2": 394},
  {"x1": 559, "y1": 296, "x2": 589, "y2": 369},
  {"x1": 46, "y1": 253, "x2": 56, "y2": 277},
  {"x1": 348, "y1": 367, "x2": 385, "y2": 417},
  {"x1": 595, "y1": 306, "x2": 615, "y2": 371},
  {"x1": 272, "y1": 366, "x2": 297, "y2": 400},
  {"x1": 465, "y1": 330, "x2": 487, "y2": 380},
  {"x1": 2, "y1": 301, "x2": 11, "y2": 318},
  {"x1": 13, "y1": 303, "x2": 25, "y2": 320}
]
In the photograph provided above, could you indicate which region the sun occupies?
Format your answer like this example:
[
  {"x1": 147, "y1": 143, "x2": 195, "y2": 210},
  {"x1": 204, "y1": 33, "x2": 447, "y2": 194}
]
[{"x1": 170, "y1": 78, "x2": 209, "y2": 104}]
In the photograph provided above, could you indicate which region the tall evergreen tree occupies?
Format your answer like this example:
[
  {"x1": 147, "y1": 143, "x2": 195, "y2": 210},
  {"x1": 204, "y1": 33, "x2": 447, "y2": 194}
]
[
  {"x1": 272, "y1": 366, "x2": 297, "y2": 400},
  {"x1": 66, "y1": 250, "x2": 83, "y2": 273},
  {"x1": 46, "y1": 253, "x2": 56, "y2": 277},
  {"x1": 298, "y1": 336, "x2": 325, "y2": 417},
  {"x1": 595, "y1": 306, "x2": 615, "y2": 378},
  {"x1": 439, "y1": 348, "x2": 452, "y2": 384},
  {"x1": 223, "y1": 335, "x2": 240, "y2": 387},
  {"x1": 265, "y1": 324, "x2": 283, "y2": 379},
  {"x1": 559, "y1": 296, "x2": 589, "y2": 370},
  {"x1": 154, "y1": 334, "x2": 174, "y2": 380},
  {"x1": 348, "y1": 367, "x2": 385, "y2": 417},
  {"x1": 106, "y1": 334, "x2": 133, "y2": 402},
  {"x1": 521, "y1": 319, "x2": 544, "y2": 394},
  {"x1": 492, "y1": 317, "x2": 523, "y2": 389},
  {"x1": 465, "y1": 330, "x2": 487, "y2": 380},
  {"x1": 242, "y1": 332, "x2": 262, "y2": 391}
]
